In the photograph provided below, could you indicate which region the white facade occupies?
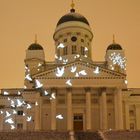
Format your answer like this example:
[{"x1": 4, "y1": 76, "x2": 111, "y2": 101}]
[{"x1": 0, "y1": 7, "x2": 140, "y2": 132}]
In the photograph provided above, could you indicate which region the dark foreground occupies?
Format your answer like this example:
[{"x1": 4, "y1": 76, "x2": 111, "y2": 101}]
[{"x1": 0, "y1": 130, "x2": 140, "y2": 140}]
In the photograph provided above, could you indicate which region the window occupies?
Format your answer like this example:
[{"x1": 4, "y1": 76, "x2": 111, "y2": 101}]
[
  {"x1": 57, "y1": 49, "x2": 60, "y2": 57},
  {"x1": 64, "y1": 38, "x2": 67, "y2": 42},
  {"x1": 81, "y1": 39, "x2": 84, "y2": 42},
  {"x1": 63, "y1": 46, "x2": 68, "y2": 55},
  {"x1": 129, "y1": 110, "x2": 135, "y2": 116},
  {"x1": 17, "y1": 110, "x2": 23, "y2": 116},
  {"x1": 72, "y1": 45, "x2": 77, "y2": 54},
  {"x1": 17, "y1": 123, "x2": 23, "y2": 129},
  {"x1": 130, "y1": 123, "x2": 135, "y2": 130},
  {"x1": 81, "y1": 46, "x2": 85, "y2": 55},
  {"x1": 71, "y1": 36, "x2": 77, "y2": 42}
]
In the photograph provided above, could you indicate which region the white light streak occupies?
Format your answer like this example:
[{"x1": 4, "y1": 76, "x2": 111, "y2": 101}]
[
  {"x1": 35, "y1": 101, "x2": 38, "y2": 106},
  {"x1": 56, "y1": 67, "x2": 65, "y2": 77},
  {"x1": 5, "y1": 118, "x2": 14, "y2": 124},
  {"x1": 94, "y1": 67, "x2": 100, "y2": 74},
  {"x1": 71, "y1": 66, "x2": 77, "y2": 73},
  {"x1": 35, "y1": 80, "x2": 43, "y2": 89},
  {"x1": 4, "y1": 91, "x2": 9, "y2": 95},
  {"x1": 57, "y1": 43, "x2": 65, "y2": 49},
  {"x1": 13, "y1": 110, "x2": 17, "y2": 114},
  {"x1": 27, "y1": 104, "x2": 32, "y2": 109},
  {"x1": 5, "y1": 111, "x2": 11, "y2": 118},
  {"x1": 74, "y1": 54, "x2": 80, "y2": 59},
  {"x1": 44, "y1": 90, "x2": 49, "y2": 96},
  {"x1": 109, "y1": 53, "x2": 126, "y2": 69},
  {"x1": 25, "y1": 74, "x2": 32, "y2": 81},
  {"x1": 56, "y1": 114, "x2": 63, "y2": 120},
  {"x1": 66, "y1": 79, "x2": 72, "y2": 86},
  {"x1": 79, "y1": 70, "x2": 87, "y2": 76},
  {"x1": 17, "y1": 91, "x2": 21, "y2": 95},
  {"x1": 17, "y1": 99, "x2": 23, "y2": 107},
  {"x1": 51, "y1": 93, "x2": 56, "y2": 99},
  {"x1": 11, "y1": 125, "x2": 15, "y2": 130},
  {"x1": 75, "y1": 72, "x2": 79, "y2": 77},
  {"x1": 27, "y1": 116, "x2": 32, "y2": 122},
  {"x1": 0, "y1": 111, "x2": 3, "y2": 114}
]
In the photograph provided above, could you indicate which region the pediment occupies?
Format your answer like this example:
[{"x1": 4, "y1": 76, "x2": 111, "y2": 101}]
[{"x1": 33, "y1": 60, "x2": 125, "y2": 80}]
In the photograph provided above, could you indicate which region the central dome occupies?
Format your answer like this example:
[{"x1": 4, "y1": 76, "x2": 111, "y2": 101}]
[{"x1": 57, "y1": 9, "x2": 90, "y2": 26}]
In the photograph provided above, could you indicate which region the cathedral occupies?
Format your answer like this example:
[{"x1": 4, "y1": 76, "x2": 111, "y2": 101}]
[{"x1": 0, "y1": 2, "x2": 140, "y2": 133}]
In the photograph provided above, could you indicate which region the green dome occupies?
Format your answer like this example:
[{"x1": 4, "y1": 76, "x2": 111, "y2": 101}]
[
  {"x1": 28, "y1": 43, "x2": 43, "y2": 50},
  {"x1": 107, "y1": 43, "x2": 122, "y2": 51},
  {"x1": 57, "y1": 9, "x2": 90, "y2": 26}
]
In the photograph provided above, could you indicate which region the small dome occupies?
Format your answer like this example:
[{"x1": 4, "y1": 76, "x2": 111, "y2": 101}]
[
  {"x1": 57, "y1": 9, "x2": 89, "y2": 26},
  {"x1": 28, "y1": 43, "x2": 43, "y2": 50},
  {"x1": 107, "y1": 43, "x2": 122, "y2": 51}
]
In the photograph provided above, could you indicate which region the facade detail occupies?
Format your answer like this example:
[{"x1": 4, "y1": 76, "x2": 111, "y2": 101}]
[{"x1": 0, "y1": 5, "x2": 140, "y2": 132}]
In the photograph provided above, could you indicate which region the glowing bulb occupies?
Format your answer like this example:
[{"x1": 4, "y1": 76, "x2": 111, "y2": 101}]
[
  {"x1": 44, "y1": 90, "x2": 49, "y2": 96},
  {"x1": 6, "y1": 111, "x2": 11, "y2": 118},
  {"x1": 35, "y1": 101, "x2": 38, "y2": 106},
  {"x1": 17, "y1": 91, "x2": 21, "y2": 95},
  {"x1": 27, "y1": 104, "x2": 32, "y2": 109},
  {"x1": 25, "y1": 74, "x2": 32, "y2": 81},
  {"x1": 13, "y1": 110, "x2": 17, "y2": 114},
  {"x1": 11, "y1": 125, "x2": 15, "y2": 130},
  {"x1": 51, "y1": 93, "x2": 56, "y2": 99},
  {"x1": 17, "y1": 99, "x2": 23, "y2": 107}
]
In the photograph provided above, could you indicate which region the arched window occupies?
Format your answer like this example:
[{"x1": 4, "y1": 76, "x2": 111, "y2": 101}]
[
  {"x1": 72, "y1": 45, "x2": 77, "y2": 54},
  {"x1": 81, "y1": 46, "x2": 85, "y2": 55},
  {"x1": 63, "y1": 46, "x2": 68, "y2": 55}
]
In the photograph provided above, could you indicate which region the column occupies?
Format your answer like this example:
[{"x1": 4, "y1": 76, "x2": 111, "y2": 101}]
[
  {"x1": 85, "y1": 88, "x2": 92, "y2": 130},
  {"x1": 0, "y1": 113, "x2": 3, "y2": 131},
  {"x1": 23, "y1": 107, "x2": 27, "y2": 130},
  {"x1": 67, "y1": 88, "x2": 73, "y2": 130},
  {"x1": 114, "y1": 88, "x2": 123, "y2": 129},
  {"x1": 125, "y1": 103, "x2": 130, "y2": 129},
  {"x1": 100, "y1": 88, "x2": 107, "y2": 130},
  {"x1": 135, "y1": 105, "x2": 140, "y2": 129},
  {"x1": 35, "y1": 99, "x2": 41, "y2": 131},
  {"x1": 51, "y1": 88, "x2": 56, "y2": 130}
]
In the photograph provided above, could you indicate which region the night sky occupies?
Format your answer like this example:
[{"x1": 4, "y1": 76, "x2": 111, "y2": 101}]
[{"x1": 0, "y1": 0, "x2": 140, "y2": 88}]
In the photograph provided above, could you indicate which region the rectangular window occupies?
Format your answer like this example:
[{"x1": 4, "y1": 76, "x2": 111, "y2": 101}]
[
  {"x1": 17, "y1": 110, "x2": 23, "y2": 116},
  {"x1": 17, "y1": 123, "x2": 23, "y2": 129},
  {"x1": 81, "y1": 46, "x2": 85, "y2": 55},
  {"x1": 72, "y1": 45, "x2": 77, "y2": 54},
  {"x1": 63, "y1": 46, "x2": 68, "y2": 55}
]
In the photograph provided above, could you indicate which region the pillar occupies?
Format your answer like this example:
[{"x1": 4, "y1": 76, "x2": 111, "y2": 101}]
[
  {"x1": 0, "y1": 113, "x2": 3, "y2": 131},
  {"x1": 85, "y1": 88, "x2": 91, "y2": 130},
  {"x1": 51, "y1": 88, "x2": 56, "y2": 130},
  {"x1": 67, "y1": 88, "x2": 73, "y2": 130},
  {"x1": 100, "y1": 88, "x2": 107, "y2": 130},
  {"x1": 114, "y1": 88, "x2": 123, "y2": 129}
]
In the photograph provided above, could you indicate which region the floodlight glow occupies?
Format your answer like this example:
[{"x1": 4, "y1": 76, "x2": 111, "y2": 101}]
[
  {"x1": 38, "y1": 63, "x2": 42, "y2": 67},
  {"x1": 17, "y1": 91, "x2": 21, "y2": 95},
  {"x1": 35, "y1": 101, "x2": 38, "y2": 106},
  {"x1": 8, "y1": 97, "x2": 11, "y2": 101},
  {"x1": 13, "y1": 110, "x2": 17, "y2": 114},
  {"x1": 75, "y1": 72, "x2": 79, "y2": 77},
  {"x1": 85, "y1": 47, "x2": 88, "y2": 51},
  {"x1": 125, "y1": 80, "x2": 128, "y2": 85},
  {"x1": 17, "y1": 99, "x2": 23, "y2": 107},
  {"x1": 0, "y1": 111, "x2": 3, "y2": 114},
  {"x1": 58, "y1": 56, "x2": 62, "y2": 61}
]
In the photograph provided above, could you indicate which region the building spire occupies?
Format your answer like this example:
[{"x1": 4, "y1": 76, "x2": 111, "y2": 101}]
[
  {"x1": 70, "y1": 0, "x2": 75, "y2": 13},
  {"x1": 113, "y1": 34, "x2": 116, "y2": 44},
  {"x1": 35, "y1": 34, "x2": 37, "y2": 44}
]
